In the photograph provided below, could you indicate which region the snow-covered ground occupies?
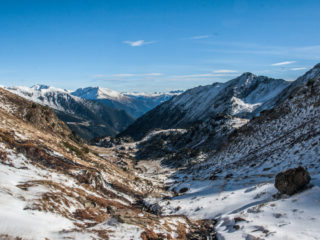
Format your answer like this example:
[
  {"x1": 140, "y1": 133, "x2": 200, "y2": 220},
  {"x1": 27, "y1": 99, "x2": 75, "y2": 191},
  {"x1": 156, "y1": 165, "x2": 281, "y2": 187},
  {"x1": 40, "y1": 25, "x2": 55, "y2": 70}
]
[
  {"x1": 156, "y1": 177, "x2": 320, "y2": 240},
  {"x1": 0, "y1": 145, "x2": 74, "y2": 239}
]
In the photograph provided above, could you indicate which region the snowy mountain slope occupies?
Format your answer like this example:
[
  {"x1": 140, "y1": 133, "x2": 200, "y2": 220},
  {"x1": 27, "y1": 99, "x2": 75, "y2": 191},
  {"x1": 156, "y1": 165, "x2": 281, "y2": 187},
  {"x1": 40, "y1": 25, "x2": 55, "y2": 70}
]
[
  {"x1": 72, "y1": 87, "x2": 182, "y2": 118},
  {"x1": 120, "y1": 74, "x2": 289, "y2": 140},
  {"x1": 6, "y1": 85, "x2": 134, "y2": 141},
  {"x1": 0, "y1": 87, "x2": 212, "y2": 240},
  {"x1": 253, "y1": 63, "x2": 320, "y2": 116},
  {"x1": 155, "y1": 63, "x2": 320, "y2": 239}
]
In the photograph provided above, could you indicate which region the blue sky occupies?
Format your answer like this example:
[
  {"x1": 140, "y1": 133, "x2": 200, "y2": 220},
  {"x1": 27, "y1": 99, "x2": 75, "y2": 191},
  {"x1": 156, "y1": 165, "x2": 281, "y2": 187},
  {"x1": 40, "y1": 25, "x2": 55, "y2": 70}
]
[{"x1": 0, "y1": 0, "x2": 319, "y2": 92}]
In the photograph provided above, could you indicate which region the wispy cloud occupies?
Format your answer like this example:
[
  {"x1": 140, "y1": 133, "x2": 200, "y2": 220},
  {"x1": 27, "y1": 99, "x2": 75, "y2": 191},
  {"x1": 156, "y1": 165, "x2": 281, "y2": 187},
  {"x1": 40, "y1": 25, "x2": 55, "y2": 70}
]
[
  {"x1": 112, "y1": 73, "x2": 137, "y2": 77},
  {"x1": 123, "y1": 40, "x2": 154, "y2": 47},
  {"x1": 189, "y1": 35, "x2": 210, "y2": 40},
  {"x1": 271, "y1": 61, "x2": 296, "y2": 66},
  {"x1": 213, "y1": 69, "x2": 238, "y2": 73},
  {"x1": 143, "y1": 73, "x2": 163, "y2": 76},
  {"x1": 290, "y1": 67, "x2": 307, "y2": 71}
]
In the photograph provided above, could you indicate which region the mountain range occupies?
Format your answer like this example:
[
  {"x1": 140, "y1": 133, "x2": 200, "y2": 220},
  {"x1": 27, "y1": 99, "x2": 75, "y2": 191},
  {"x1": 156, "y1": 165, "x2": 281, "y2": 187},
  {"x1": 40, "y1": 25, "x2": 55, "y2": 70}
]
[
  {"x1": 72, "y1": 87, "x2": 182, "y2": 118},
  {"x1": 6, "y1": 85, "x2": 181, "y2": 141},
  {"x1": 119, "y1": 72, "x2": 290, "y2": 142}
]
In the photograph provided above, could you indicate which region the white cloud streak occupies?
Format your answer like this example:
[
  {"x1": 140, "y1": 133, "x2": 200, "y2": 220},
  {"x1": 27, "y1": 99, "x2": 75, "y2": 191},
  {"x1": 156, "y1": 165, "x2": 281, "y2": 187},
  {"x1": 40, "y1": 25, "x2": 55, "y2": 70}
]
[
  {"x1": 213, "y1": 69, "x2": 238, "y2": 73},
  {"x1": 143, "y1": 73, "x2": 163, "y2": 76},
  {"x1": 123, "y1": 40, "x2": 154, "y2": 47},
  {"x1": 290, "y1": 67, "x2": 307, "y2": 71},
  {"x1": 112, "y1": 74, "x2": 137, "y2": 77},
  {"x1": 271, "y1": 61, "x2": 296, "y2": 66}
]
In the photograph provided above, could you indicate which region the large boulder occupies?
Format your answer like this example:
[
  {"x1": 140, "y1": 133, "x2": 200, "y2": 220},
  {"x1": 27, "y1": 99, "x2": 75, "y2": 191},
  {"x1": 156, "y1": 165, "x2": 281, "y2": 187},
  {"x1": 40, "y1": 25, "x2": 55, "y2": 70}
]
[{"x1": 275, "y1": 166, "x2": 311, "y2": 195}]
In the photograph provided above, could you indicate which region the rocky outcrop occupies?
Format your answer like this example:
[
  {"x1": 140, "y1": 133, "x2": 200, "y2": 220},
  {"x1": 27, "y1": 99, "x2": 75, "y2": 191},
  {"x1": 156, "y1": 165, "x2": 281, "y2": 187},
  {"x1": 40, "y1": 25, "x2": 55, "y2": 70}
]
[{"x1": 275, "y1": 166, "x2": 311, "y2": 195}]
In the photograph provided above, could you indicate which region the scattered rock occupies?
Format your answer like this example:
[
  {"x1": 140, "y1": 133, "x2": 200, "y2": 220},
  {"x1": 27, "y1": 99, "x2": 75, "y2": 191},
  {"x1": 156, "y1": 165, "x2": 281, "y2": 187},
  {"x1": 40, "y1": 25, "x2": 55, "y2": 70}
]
[
  {"x1": 162, "y1": 196, "x2": 171, "y2": 200},
  {"x1": 275, "y1": 166, "x2": 311, "y2": 195},
  {"x1": 224, "y1": 173, "x2": 233, "y2": 179},
  {"x1": 234, "y1": 216, "x2": 246, "y2": 223},
  {"x1": 246, "y1": 234, "x2": 261, "y2": 240},
  {"x1": 186, "y1": 219, "x2": 216, "y2": 240},
  {"x1": 179, "y1": 187, "x2": 189, "y2": 194},
  {"x1": 273, "y1": 213, "x2": 283, "y2": 218},
  {"x1": 107, "y1": 206, "x2": 117, "y2": 214},
  {"x1": 195, "y1": 207, "x2": 201, "y2": 212},
  {"x1": 149, "y1": 203, "x2": 162, "y2": 216},
  {"x1": 209, "y1": 174, "x2": 218, "y2": 180},
  {"x1": 233, "y1": 224, "x2": 240, "y2": 230}
]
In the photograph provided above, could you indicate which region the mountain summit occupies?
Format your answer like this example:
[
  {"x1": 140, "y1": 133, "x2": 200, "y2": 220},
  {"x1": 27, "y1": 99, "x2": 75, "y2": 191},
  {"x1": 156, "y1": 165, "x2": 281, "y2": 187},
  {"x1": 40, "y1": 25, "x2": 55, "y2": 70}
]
[
  {"x1": 120, "y1": 73, "x2": 290, "y2": 140},
  {"x1": 72, "y1": 86, "x2": 126, "y2": 100}
]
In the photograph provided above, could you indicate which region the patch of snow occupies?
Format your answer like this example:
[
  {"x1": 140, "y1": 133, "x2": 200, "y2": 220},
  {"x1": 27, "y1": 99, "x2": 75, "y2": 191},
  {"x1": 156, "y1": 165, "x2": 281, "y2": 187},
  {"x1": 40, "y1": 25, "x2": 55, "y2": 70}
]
[{"x1": 91, "y1": 218, "x2": 143, "y2": 240}]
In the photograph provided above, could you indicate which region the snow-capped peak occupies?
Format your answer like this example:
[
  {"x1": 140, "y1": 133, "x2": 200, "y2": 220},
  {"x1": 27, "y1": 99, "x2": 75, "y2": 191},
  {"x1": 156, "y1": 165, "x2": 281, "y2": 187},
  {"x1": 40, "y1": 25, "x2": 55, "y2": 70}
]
[
  {"x1": 31, "y1": 84, "x2": 50, "y2": 91},
  {"x1": 5, "y1": 85, "x2": 80, "y2": 112},
  {"x1": 71, "y1": 87, "x2": 182, "y2": 118},
  {"x1": 72, "y1": 87, "x2": 125, "y2": 100},
  {"x1": 96, "y1": 87, "x2": 124, "y2": 99},
  {"x1": 29, "y1": 84, "x2": 68, "y2": 94},
  {"x1": 240, "y1": 72, "x2": 256, "y2": 78},
  {"x1": 73, "y1": 86, "x2": 182, "y2": 101}
]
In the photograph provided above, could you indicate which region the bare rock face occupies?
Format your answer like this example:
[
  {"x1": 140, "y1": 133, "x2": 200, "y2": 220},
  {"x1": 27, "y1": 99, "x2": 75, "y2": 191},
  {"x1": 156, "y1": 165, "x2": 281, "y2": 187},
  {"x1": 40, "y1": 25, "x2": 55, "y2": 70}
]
[{"x1": 275, "y1": 166, "x2": 311, "y2": 195}]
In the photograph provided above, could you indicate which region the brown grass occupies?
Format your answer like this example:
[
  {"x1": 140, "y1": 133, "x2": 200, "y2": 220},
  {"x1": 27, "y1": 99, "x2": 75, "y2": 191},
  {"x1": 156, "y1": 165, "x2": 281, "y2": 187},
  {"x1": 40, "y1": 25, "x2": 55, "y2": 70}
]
[{"x1": 73, "y1": 208, "x2": 109, "y2": 223}]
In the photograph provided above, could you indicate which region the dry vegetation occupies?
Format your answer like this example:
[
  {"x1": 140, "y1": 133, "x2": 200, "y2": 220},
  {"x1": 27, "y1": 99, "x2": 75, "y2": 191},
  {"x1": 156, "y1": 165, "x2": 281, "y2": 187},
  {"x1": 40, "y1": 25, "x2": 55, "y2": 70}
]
[{"x1": 0, "y1": 87, "x2": 215, "y2": 239}]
